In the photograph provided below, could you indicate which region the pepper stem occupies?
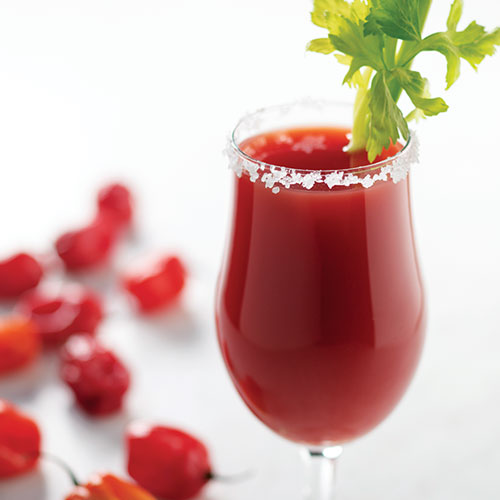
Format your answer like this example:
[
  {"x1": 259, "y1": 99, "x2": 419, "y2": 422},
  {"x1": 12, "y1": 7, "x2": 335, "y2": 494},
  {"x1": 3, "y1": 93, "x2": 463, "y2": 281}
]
[
  {"x1": 205, "y1": 469, "x2": 253, "y2": 483},
  {"x1": 41, "y1": 452, "x2": 80, "y2": 486}
]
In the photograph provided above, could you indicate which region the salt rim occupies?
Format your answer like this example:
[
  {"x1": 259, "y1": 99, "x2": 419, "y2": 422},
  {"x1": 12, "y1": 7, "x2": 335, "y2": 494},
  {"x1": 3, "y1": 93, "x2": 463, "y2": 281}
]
[{"x1": 226, "y1": 131, "x2": 419, "y2": 193}]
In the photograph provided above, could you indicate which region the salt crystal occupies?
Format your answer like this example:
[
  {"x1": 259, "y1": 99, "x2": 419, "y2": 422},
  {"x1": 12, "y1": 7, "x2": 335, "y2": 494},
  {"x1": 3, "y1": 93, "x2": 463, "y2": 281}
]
[
  {"x1": 325, "y1": 172, "x2": 344, "y2": 188},
  {"x1": 227, "y1": 130, "x2": 418, "y2": 193}
]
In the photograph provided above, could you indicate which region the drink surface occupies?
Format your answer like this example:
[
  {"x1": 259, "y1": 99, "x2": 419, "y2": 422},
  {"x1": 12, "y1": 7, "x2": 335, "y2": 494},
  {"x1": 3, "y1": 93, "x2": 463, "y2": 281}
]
[{"x1": 216, "y1": 126, "x2": 426, "y2": 445}]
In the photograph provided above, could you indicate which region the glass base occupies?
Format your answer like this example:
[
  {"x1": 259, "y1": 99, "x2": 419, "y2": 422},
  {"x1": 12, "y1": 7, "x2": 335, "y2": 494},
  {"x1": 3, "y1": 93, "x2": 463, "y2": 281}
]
[{"x1": 302, "y1": 446, "x2": 343, "y2": 500}]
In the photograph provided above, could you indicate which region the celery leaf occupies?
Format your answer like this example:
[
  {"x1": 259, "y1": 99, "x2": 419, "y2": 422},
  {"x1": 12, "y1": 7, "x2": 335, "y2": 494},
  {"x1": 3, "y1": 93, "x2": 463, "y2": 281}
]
[
  {"x1": 366, "y1": 72, "x2": 408, "y2": 162},
  {"x1": 311, "y1": 0, "x2": 351, "y2": 28},
  {"x1": 450, "y1": 23, "x2": 500, "y2": 69},
  {"x1": 307, "y1": 38, "x2": 335, "y2": 54},
  {"x1": 447, "y1": 0, "x2": 463, "y2": 32},
  {"x1": 328, "y1": 16, "x2": 384, "y2": 71},
  {"x1": 365, "y1": 0, "x2": 424, "y2": 41},
  {"x1": 393, "y1": 68, "x2": 449, "y2": 116},
  {"x1": 307, "y1": 0, "x2": 499, "y2": 159}
]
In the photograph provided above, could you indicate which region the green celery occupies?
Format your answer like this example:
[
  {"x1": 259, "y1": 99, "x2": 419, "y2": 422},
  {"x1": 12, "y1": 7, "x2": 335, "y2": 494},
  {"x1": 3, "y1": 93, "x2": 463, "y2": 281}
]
[{"x1": 307, "y1": 0, "x2": 500, "y2": 161}]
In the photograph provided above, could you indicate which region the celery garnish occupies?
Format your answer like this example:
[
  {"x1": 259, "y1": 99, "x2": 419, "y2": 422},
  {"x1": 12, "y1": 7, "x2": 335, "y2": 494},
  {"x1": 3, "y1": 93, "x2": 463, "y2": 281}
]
[{"x1": 307, "y1": 0, "x2": 500, "y2": 161}]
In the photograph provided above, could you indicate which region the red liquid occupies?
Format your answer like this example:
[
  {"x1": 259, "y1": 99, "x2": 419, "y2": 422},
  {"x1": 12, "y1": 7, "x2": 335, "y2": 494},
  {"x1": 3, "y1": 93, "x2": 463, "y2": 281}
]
[{"x1": 216, "y1": 127, "x2": 425, "y2": 445}]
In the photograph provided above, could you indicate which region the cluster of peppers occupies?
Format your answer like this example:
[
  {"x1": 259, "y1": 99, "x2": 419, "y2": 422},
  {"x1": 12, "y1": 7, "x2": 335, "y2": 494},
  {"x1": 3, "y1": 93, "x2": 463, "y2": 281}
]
[
  {"x1": 0, "y1": 182, "x2": 214, "y2": 499},
  {"x1": 0, "y1": 182, "x2": 187, "y2": 414},
  {"x1": 0, "y1": 399, "x2": 213, "y2": 499}
]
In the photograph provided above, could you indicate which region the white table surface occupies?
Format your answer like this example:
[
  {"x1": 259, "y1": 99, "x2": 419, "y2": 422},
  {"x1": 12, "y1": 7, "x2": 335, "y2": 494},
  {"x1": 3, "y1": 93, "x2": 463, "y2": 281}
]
[{"x1": 1, "y1": 1, "x2": 499, "y2": 499}]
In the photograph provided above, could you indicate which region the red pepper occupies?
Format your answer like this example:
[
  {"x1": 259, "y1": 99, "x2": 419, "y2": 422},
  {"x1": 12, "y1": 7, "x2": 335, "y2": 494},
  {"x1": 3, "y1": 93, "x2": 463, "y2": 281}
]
[
  {"x1": 97, "y1": 183, "x2": 134, "y2": 230},
  {"x1": 122, "y1": 256, "x2": 187, "y2": 313},
  {"x1": 16, "y1": 284, "x2": 103, "y2": 346},
  {"x1": 126, "y1": 423, "x2": 211, "y2": 500},
  {"x1": 60, "y1": 335, "x2": 130, "y2": 416},
  {"x1": 65, "y1": 473, "x2": 156, "y2": 500},
  {"x1": 55, "y1": 214, "x2": 118, "y2": 271},
  {"x1": 0, "y1": 400, "x2": 41, "y2": 478},
  {"x1": 0, "y1": 317, "x2": 40, "y2": 375},
  {"x1": 55, "y1": 182, "x2": 134, "y2": 271},
  {"x1": 0, "y1": 253, "x2": 43, "y2": 299}
]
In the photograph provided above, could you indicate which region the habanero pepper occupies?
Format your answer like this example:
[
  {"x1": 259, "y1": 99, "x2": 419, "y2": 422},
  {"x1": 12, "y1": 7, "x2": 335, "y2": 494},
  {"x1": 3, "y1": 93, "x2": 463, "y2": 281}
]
[
  {"x1": 55, "y1": 214, "x2": 118, "y2": 271},
  {"x1": 97, "y1": 183, "x2": 134, "y2": 230},
  {"x1": 0, "y1": 316, "x2": 40, "y2": 375},
  {"x1": 126, "y1": 423, "x2": 212, "y2": 500},
  {"x1": 0, "y1": 400, "x2": 41, "y2": 479},
  {"x1": 65, "y1": 473, "x2": 156, "y2": 500},
  {"x1": 16, "y1": 284, "x2": 103, "y2": 346},
  {"x1": 60, "y1": 334, "x2": 131, "y2": 416},
  {"x1": 122, "y1": 256, "x2": 187, "y2": 313},
  {"x1": 0, "y1": 252, "x2": 44, "y2": 299}
]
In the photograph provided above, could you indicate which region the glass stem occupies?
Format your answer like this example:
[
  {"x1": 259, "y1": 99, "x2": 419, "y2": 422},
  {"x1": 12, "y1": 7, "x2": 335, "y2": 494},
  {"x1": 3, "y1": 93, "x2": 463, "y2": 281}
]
[{"x1": 302, "y1": 446, "x2": 343, "y2": 500}]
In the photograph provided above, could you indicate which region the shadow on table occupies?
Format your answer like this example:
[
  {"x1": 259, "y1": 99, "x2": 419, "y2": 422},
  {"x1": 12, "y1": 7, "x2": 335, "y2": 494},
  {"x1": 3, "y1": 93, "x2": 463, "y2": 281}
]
[
  {"x1": 0, "y1": 352, "x2": 59, "y2": 401},
  {"x1": 129, "y1": 301, "x2": 202, "y2": 346},
  {"x1": 65, "y1": 402, "x2": 132, "y2": 449},
  {"x1": 0, "y1": 470, "x2": 47, "y2": 500}
]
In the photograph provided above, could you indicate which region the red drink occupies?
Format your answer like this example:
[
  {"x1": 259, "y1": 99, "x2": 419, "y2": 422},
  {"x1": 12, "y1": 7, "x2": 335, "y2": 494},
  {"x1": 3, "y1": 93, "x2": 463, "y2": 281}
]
[{"x1": 216, "y1": 125, "x2": 425, "y2": 445}]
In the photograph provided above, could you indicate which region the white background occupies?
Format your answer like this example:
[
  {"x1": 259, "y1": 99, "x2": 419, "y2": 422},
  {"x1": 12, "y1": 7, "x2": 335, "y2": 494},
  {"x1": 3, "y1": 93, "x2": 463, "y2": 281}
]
[{"x1": 0, "y1": 1, "x2": 499, "y2": 499}]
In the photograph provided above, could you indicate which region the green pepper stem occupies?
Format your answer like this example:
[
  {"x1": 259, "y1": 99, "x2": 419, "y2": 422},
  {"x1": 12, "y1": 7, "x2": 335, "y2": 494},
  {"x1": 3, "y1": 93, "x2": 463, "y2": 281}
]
[
  {"x1": 41, "y1": 452, "x2": 80, "y2": 486},
  {"x1": 206, "y1": 469, "x2": 253, "y2": 483}
]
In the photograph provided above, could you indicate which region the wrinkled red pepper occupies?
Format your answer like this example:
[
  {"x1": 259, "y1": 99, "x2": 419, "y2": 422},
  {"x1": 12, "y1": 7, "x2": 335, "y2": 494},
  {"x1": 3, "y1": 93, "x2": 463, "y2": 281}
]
[
  {"x1": 122, "y1": 255, "x2": 187, "y2": 313},
  {"x1": 127, "y1": 423, "x2": 211, "y2": 500},
  {"x1": 60, "y1": 335, "x2": 131, "y2": 416},
  {"x1": 55, "y1": 182, "x2": 134, "y2": 271},
  {"x1": 0, "y1": 253, "x2": 43, "y2": 299},
  {"x1": 0, "y1": 400, "x2": 41, "y2": 478},
  {"x1": 16, "y1": 284, "x2": 103, "y2": 346},
  {"x1": 55, "y1": 214, "x2": 118, "y2": 271},
  {"x1": 97, "y1": 183, "x2": 134, "y2": 230}
]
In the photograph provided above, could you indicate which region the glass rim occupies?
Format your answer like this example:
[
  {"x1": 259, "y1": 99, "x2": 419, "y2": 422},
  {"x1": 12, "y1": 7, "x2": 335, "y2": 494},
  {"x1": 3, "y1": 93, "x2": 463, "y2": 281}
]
[{"x1": 230, "y1": 99, "x2": 413, "y2": 176}]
